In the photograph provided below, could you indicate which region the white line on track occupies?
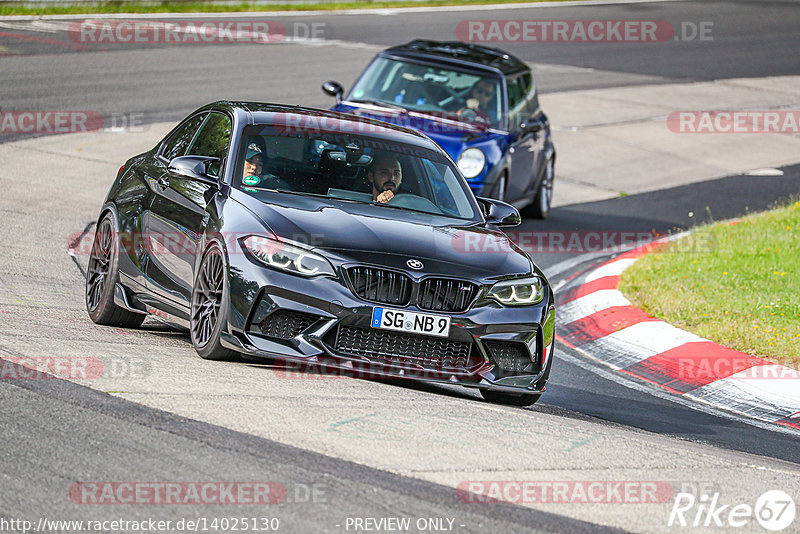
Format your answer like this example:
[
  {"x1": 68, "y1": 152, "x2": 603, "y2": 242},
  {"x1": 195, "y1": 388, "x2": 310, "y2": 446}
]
[{"x1": 0, "y1": 20, "x2": 68, "y2": 31}]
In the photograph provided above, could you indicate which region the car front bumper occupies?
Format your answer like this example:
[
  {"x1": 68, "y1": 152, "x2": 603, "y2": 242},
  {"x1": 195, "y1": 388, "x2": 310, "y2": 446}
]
[{"x1": 223, "y1": 253, "x2": 555, "y2": 395}]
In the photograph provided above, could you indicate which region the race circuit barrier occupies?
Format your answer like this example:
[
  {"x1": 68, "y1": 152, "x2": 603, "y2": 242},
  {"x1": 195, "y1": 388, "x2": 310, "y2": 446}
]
[{"x1": 555, "y1": 238, "x2": 800, "y2": 431}]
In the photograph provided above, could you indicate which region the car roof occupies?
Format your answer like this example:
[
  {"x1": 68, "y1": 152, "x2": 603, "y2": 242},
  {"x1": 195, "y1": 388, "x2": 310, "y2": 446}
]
[
  {"x1": 378, "y1": 39, "x2": 529, "y2": 77},
  {"x1": 194, "y1": 100, "x2": 443, "y2": 150}
]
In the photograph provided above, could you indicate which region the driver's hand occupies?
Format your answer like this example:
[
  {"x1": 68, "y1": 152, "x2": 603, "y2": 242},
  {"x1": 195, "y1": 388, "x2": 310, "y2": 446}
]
[{"x1": 376, "y1": 190, "x2": 395, "y2": 203}]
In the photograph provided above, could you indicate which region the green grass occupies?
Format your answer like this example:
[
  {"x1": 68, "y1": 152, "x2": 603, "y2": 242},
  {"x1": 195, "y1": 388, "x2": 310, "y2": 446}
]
[
  {"x1": 0, "y1": 0, "x2": 573, "y2": 16},
  {"x1": 619, "y1": 200, "x2": 800, "y2": 368}
]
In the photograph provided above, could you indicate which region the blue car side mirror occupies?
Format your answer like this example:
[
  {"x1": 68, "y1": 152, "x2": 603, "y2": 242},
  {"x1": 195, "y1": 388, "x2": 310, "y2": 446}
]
[{"x1": 322, "y1": 80, "x2": 344, "y2": 103}]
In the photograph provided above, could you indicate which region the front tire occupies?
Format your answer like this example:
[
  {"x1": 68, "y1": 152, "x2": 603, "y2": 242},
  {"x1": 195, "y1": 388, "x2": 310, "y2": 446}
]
[
  {"x1": 190, "y1": 243, "x2": 239, "y2": 361},
  {"x1": 527, "y1": 158, "x2": 554, "y2": 219},
  {"x1": 492, "y1": 172, "x2": 508, "y2": 202},
  {"x1": 86, "y1": 212, "x2": 145, "y2": 328},
  {"x1": 480, "y1": 389, "x2": 541, "y2": 407}
]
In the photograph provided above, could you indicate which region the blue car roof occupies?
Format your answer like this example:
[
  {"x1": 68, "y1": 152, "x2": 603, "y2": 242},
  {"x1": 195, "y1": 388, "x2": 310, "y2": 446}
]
[{"x1": 379, "y1": 40, "x2": 529, "y2": 78}]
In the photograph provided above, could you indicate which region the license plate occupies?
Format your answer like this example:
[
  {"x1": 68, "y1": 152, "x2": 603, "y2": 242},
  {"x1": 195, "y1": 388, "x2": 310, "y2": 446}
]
[{"x1": 371, "y1": 307, "x2": 451, "y2": 338}]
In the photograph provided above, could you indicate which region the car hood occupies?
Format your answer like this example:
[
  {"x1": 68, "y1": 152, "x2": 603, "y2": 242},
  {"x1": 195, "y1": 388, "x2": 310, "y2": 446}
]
[{"x1": 234, "y1": 192, "x2": 532, "y2": 279}]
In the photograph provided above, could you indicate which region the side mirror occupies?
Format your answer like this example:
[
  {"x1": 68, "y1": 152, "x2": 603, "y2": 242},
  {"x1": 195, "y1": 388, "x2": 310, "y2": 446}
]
[
  {"x1": 476, "y1": 197, "x2": 521, "y2": 227},
  {"x1": 168, "y1": 156, "x2": 220, "y2": 186},
  {"x1": 519, "y1": 117, "x2": 545, "y2": 134},
  {"x1": 322, "y1": 80, "x2": 344, "y2": 103}
]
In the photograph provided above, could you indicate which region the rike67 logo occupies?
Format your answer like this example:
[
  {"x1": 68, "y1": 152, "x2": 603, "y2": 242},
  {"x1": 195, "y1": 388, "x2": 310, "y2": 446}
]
[{"x1": 669, "y1": 490, "x2": 795, "y2": 531}]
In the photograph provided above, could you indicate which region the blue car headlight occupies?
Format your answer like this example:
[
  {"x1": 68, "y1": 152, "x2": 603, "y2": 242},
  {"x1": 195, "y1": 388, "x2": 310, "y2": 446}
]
[
  {"x1": 457, "y1": 148, "x2": 486, "y2": 179},
  {"x1": 241, "y1": 235, "x2": 335, "y2": 277},
  {"x1": 488, "y1": 276, "x2": 544, "y2": 306}
]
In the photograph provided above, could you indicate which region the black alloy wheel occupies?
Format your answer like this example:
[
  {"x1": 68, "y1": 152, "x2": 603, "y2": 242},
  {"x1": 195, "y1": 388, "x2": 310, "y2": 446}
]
[
  {"x1": 190, "y1": 244, "x2": 238, "y2": 361},
  {"x1": 86, "y1": 213, "x2": 145, "y2": 328}
]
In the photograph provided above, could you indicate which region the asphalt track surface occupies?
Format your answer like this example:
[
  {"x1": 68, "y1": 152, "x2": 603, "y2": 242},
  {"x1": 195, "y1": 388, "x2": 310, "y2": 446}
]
[
  {"x1": 3, "y1": 0, "x2": 800, "y2": 132},
  {"x1": 1, "y1": 0, "x2": 800, "y2": 532}
]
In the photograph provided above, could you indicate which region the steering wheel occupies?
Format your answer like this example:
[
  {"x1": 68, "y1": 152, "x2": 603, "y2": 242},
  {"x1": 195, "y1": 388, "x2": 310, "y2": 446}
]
[
  {"x1": 435, "y1": 86, "x2": 463, "y2": 108},
  {"x1": 458, "y1": 108, "x2": 479, "y2": 121},
  {"x1": 386, "y1": 194, "x2": 443, "y2": 214},
  {"x1": 456, "y1": 107, "x2": 490, "y2": 126},
  {"x1": 417, "y1": 82, "x2": 442, "y2": 105}
]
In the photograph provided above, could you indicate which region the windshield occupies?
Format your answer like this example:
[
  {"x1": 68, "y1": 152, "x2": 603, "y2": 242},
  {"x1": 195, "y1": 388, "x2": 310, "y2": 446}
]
[
  {"x1": 235, "y1": 123, "x2": 480, "y2": 221},
  {"x1": 348, "y1": 57, "x2": 503, "y2": 129}
]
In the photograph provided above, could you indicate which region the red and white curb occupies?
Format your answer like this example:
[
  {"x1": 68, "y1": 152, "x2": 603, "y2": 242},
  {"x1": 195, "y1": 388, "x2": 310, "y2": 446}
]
[{"x1": 555, "y1": 239, "x2": 800, "y2": 431}]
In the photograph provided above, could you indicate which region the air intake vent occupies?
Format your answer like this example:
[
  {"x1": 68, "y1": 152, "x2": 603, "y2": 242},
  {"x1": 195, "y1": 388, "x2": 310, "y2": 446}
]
[
  {"x1": 332, "y1": 325, "x2": 477, "y2": 375},
  {"x1": 258, "y1": 310, "x2": 321, "y2": 339},
  {"x1": 484, "y1": 340, "x2": 537, "y2": 377}
]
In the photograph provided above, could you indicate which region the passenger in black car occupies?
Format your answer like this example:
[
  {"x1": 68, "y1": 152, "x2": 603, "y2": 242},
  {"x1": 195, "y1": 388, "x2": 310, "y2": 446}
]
[
  {"x1": 242, "y1": 142, "x2": 264, "y2": 185},
  {"x1": 241, "y1": 136, "x2": 290, "y2": 190},
  {"x1": 367, "y1": 153, "x2": 403, "y2": 203}
]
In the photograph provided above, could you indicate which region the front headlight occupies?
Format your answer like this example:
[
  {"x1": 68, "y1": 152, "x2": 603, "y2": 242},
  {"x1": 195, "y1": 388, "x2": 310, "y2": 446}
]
[
  {"x1": 457, "y1": 148, "x2": 486, "y2": 179},
  {"x1": 488, "y1": 276, "x2": 544, "y2": 306},
  {"x1": 241, "y1": 235, "x2": 335, "y2": 277}
]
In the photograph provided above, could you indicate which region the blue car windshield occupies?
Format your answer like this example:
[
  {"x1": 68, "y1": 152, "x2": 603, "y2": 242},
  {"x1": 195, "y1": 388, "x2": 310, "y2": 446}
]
[
  {"x1": 348, "y1": 57, "x2": 503, "y2": 129},
  {"x1": 236, "y1": 121, "x2": 481, "y2": 221}
]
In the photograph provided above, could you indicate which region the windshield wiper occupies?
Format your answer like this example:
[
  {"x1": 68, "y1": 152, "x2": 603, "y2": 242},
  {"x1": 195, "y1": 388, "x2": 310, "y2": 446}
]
[
  {"x1": 401, "y1": 109, "x2": 490, "y2": 132},
  {"x1": 346, "y1": 99, "x2": 407, "y2": 112},
  {"x1": 271, "y1": 189, "x2": 329, "y2": 200},
  {"x1": 369, "y1": 200, "x2": 445, "y2": 218}
]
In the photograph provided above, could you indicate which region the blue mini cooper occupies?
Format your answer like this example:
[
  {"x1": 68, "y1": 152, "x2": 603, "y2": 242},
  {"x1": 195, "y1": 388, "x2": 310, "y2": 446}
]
[{"x1": 323, "y1": 39, "x2": 556, "y2": 218}]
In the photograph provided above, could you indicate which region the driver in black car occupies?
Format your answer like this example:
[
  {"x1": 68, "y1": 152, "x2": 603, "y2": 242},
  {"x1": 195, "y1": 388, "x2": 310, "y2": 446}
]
[{"x1": 367, "y1": 153, "x2": 402, "y2": 203}]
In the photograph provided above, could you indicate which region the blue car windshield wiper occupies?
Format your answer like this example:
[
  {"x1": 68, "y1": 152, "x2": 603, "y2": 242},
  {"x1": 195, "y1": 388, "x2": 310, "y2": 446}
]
[{"x1": 346, "y1": 99, "x2": 407, "y2": 112}]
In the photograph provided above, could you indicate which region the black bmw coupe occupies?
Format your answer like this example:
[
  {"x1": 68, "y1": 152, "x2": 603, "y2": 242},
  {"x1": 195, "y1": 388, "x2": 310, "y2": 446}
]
[{"x1": 86, "y1": 101, "x2": 555, "y2": 405}]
